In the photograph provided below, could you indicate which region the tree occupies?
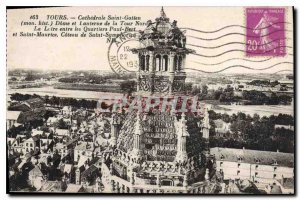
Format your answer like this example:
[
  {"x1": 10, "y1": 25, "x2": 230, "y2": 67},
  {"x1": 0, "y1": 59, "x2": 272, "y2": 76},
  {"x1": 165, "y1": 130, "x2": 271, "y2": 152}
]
[
  {"x1": 278, "y1": 95, "x2": 292, "y2": 105},
  {"x1": 56, "y1": 118, "x2": 68, "y2": 129},
  {"x1": 214, "y1": 88, "x2": 223, "y2": 100},
  {"x1": 25, "y1": 72, "x2": 36, "y2": 81},
  {"x1": 44, "y1": 95, "x2": 49, "y2": 106},
  {"x1": 219, "y1": 85, "x2": 235, "y2": 102},
  {"x1": 50, "y1": 96, "x2": 60, "y2": 106},
  {"x1": 120, "y1": 80, "x2": 136, "y2": 95},
  {"x1": 201, "y1": 84, "x2": 208, "y2": 96},
  {"x1": 221, "y1": 113, "x2": 230, "y2": 123},
  {"x1": 269, "y1": 93, "x2": 279, "y2": 105},
  {"x1": 190, "y1": 85, "x2": 201, "y2": 96},
  {"x1": 242, "y1": 90, "x2": 267, "y2": 104},
  {"x1": 184, "y1": 83, "x2": 193, "y2": 94}
]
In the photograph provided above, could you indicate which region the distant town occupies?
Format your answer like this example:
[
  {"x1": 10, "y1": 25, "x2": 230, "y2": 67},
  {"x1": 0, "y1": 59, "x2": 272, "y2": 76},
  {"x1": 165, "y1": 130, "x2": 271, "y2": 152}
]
[{"x1": 7, "y1": 68, "x2": 294, "y2": 194}]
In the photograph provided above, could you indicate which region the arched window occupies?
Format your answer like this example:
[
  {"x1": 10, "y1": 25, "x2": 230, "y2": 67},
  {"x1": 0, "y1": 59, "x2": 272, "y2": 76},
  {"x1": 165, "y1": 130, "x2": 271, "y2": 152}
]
[
  {"x1": 155, "y1": 55, "x2": 161, "y2": 71},
  {"x1": 146, "y1": 55, "x2": 150, "y2": 71},
  {"x1": 163, "y1": 55, "x2": 168, "y2": 71},
  {"x1": 161, "y1": 179, "x2": 174, "y2": 186},
  {"x1": 140, "y1": 55, "x2": 145, "y2": 71}
]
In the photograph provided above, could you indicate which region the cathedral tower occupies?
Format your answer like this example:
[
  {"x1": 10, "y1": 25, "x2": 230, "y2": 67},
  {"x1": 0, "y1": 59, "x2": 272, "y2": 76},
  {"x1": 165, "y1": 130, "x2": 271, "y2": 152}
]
[
  {"x1": 110, "y1": 8, "x2": 214, "y2": 194},
  {"x1": 132, "y1": 7, "x2": 194, "y2": 96}
]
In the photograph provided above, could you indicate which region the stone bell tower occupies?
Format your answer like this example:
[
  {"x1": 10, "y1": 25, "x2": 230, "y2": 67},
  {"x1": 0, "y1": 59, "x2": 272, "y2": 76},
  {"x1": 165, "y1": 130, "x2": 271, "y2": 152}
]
[{"x1": 132, "y1": 7, "x2": 194, "y2": 96}]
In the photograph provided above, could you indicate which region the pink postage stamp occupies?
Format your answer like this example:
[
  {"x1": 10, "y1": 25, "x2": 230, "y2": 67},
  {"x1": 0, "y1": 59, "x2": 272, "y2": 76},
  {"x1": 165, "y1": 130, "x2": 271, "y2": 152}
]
[{"x1": 246, "y1": 7, "x2": 286, "y2": 56}]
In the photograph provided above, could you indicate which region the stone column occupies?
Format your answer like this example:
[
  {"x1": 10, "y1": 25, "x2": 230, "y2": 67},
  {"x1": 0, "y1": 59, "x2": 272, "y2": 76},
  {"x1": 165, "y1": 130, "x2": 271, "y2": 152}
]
[
  {"x1": 205, "y1": 168, "x2": 210, "y2": 181},
  {"x1": 183, "y1": 173, "x2": 188, "y2": 187},
  {"x1": 111, "y1": 180, "x2": 115, "y2": 192},
  {"x1": 169, "y1": 52, "x2": 175, "y2": 94},
  {"x1": 148, "y1": 52, "x2": 155, "y2": 94},
  {"x1": 136, "y1": 73, "x2": 140, "y2": 92},
  {"x1": 149, "y1": 52, "x2": 154, "y2": 72},
  {"x1": 116, "y1": 182, "x2": 120, "y2": 193},
  {"x1": 182, "y1": 55, "x2": 186, "y2": 70},
  {"x1": 156, "y1": 174, "x2": 161, "y2": 187},
  {"x1": 75, "y1": 168, "x2": 80, "y2": 185},
  {"x1": 175, "y1": 113, "x2": 189, "y2": 162},
  {"x1": 169, "y1": 52, "x2": 175, "y2": 72},
  {"x1": 121, "y1": 185, "x2": 125, "y2": 193},
  {"x1": 111, "y1": 114, "x2": 118, "y2": 146}
]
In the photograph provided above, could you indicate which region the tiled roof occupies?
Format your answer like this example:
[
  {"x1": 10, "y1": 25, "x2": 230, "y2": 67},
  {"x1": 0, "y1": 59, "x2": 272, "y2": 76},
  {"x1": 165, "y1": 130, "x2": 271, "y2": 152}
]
[
  {"x1": 270, "y1": 185, "x2": 282, "y2": 194},
  {"x1": 116, "y1": 110, "x2": 203, "y2": 162},
  {"x1": 29, "y1": 165, "x2": 43, "y2": 177},
  {"x1": 7, "y1": 111, "x2": 21, "y2": 121},
  {"x1": 63, "y1": 164, "x2": 73, "y2": 173},
  {"x1": 81, "y1": 165, "x2": 98, "y2": 178},
  {"x1": 47, "y1": 117, "x2": 59, "y2": 123},
  {"x1": 55, "y1": 143, "x2": 66, "y2": 149},
  {"x1": 8, "y1": 104, "x2": 31, "y2": 112},
  {"x1": 56, "y1": 129, "x2": 69, "y2": 136},
  {"x1": 24, "y1": 138, "x2": 34, "y2": 143},
  {"x1": 25, "y1": 98, "x2": 44, "y2": 109},
  {"x1": 213, "y1": 119, "x2": 230, "y2": 129},
  {"x1": 274, "y1": 124, "x2": 294, "y2": 131},
  {"x1": 77, "y1": 156, "x2": 89, "y2": 167},
  {"x1": 32, "y1": 130, "x2": 43, "y2": 136},
  {"x1": 62, "y1": 106, "x2": 71, "y2": 111},
  {"x1": 210, "y1": 147, "x2": 294, "y2": 168},
  {"x1": 282, "y1": 177, "x2": 294, "y2": 189},
  {"x1": 75, "y1": 142, "x2": 93, "y2": 151},
  {"x1": 65, "y1": 184, "x2": 83, "y2": 193}
]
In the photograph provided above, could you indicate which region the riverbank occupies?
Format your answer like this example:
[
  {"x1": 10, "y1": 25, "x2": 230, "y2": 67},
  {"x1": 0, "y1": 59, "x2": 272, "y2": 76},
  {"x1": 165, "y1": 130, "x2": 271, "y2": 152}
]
[{"x1": 7, "y1": 86, "x2": 124, "y2": 100}]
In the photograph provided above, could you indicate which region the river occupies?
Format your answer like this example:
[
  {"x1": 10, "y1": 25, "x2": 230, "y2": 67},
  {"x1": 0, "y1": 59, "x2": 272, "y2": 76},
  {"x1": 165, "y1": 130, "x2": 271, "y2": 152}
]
[
  {"x1": 8, "y1": 86, "x2": 294, "y2": 117},
  {"x1": 7, "y1": 86, "x2": 124, "y2": 100}
]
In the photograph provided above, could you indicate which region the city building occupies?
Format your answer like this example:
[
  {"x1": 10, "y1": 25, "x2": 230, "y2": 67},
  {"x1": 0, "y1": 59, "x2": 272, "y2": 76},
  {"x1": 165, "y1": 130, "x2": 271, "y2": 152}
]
[
  {"x1": 7, "y1": 111, "x2": 22, "y2": 130},
  {"x1": 213, "y1": 119, "x2": 231, "y2": 138},
  {"x1": 210, "y1": 147, "x2": 294, "y2": 194}
]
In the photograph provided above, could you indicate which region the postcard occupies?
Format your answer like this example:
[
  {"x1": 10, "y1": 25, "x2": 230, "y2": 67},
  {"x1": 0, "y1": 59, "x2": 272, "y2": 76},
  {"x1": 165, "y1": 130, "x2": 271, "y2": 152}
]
[{"x1": 6, "y1": 6, "x2": 294, "y2": 194}]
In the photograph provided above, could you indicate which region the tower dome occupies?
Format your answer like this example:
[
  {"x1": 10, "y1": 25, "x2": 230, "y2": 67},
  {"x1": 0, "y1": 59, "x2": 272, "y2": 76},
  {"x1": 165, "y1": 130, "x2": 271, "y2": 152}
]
[
  {"x1": 132, "y1": 7, "x2": 194, "y2": 95},
  {"x1": 138, "y1": 7, "x2": 189, "y2": 49}
]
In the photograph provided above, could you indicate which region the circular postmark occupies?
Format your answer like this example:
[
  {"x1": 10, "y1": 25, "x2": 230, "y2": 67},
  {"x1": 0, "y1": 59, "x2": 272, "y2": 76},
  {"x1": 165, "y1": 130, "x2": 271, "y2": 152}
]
[{"x1": 107, "y1": 32, "x2": 142, "y2": 76}]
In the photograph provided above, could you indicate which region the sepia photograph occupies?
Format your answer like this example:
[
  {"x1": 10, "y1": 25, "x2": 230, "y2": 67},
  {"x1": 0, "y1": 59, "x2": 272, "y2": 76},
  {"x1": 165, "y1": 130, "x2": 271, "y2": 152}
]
[{"x1": 6, "y1": 6, "x2": 295, "y2": 195}]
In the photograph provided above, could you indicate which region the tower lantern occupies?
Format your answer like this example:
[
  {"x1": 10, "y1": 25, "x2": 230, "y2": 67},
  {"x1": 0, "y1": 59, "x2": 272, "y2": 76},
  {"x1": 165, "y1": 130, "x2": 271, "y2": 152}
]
[{"x1": 132, "y1": 7, "x2": 194, "y2": 96}]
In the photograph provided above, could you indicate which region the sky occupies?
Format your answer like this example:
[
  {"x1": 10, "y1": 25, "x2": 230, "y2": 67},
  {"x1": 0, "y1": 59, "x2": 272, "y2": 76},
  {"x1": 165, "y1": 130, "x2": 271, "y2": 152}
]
[{"x1": 7, "y1": 7, "x2": 294, "y2": 74}]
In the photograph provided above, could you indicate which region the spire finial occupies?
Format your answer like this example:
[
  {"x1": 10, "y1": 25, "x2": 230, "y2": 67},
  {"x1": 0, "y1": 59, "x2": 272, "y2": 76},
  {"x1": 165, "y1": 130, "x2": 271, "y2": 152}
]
[{"x1": 160, "y1": 6, "x2": 166, "y2": 18}]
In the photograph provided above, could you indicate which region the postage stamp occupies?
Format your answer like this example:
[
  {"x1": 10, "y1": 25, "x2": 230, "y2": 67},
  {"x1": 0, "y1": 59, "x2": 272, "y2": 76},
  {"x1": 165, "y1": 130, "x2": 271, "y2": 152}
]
[{"x1": 246, "y1": 7, "x2": 286, "y2": 56}]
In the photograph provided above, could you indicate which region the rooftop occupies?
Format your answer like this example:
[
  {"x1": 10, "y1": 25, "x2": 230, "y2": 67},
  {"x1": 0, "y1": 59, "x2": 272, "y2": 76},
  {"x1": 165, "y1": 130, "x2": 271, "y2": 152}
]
[
  {"x1": 117, "y1": 110, "x2": 203, "y2": 162},
  {"x1": 24, "y1": 98, "x2": 44, "y2": 109},
  {"x1": 7, "y1": 111, "x2": 21, "y2": 121},
  {"x1": 133, "y1": 7, "x2": 193, "y2": 53},
  {"x1": 210, "y1": 147, "x2": 294, "y2": 168},
  {"x1": 65, "y1": 184, "x2": 83, "y2": 193}
]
